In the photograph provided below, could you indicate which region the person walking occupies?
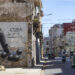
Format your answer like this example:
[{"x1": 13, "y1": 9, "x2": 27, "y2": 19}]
[{"x1": 62, "y1": 50, "x2": 66, "y2": 63}]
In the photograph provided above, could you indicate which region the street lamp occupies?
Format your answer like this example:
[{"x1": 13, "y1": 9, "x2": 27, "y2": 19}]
[{"x1": 43, "y1": 13, "x2": 52, "y2": 16}]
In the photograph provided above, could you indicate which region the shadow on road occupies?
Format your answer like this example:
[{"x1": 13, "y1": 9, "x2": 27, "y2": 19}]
[
  {"x1": 44, "y1": 58, "x2": 75, "y2": 75},
  {"x1": 21, "y1": 58, "x2": 75, "y2": 75}
]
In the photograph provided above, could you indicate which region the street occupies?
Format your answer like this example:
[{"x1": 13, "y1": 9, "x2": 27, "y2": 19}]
[
  {"x1": 0, "y1": 0, "x2": 75, "y2": 75},
  {"x1": 44, "y1": 57, "x2": 75, "y2": 75},
  {"x1": 0, "y1": 57, "x2": 75, "y2": 75}
]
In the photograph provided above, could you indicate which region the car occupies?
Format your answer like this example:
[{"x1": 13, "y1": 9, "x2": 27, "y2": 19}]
[
  {"x1": 71, "y1": 52, "x2": 75, "y2": 68},
  {"x1": 62, "y1": 56, "x2": 66, "y2": 63},
  {"x1": 70, "y1": 51, "x2": 73, "y2": 59}
]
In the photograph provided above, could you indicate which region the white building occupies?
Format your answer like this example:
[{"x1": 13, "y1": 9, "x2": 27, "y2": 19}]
[
  {"x1": 43, "y1": 37, "x2": 50, "y2": 56},
  {"x1": 65, "y1": 32, "x2": 75, "y2": 55},
  {"x1": 49, "y1": 24, "x2": 64, "y2": 56}
]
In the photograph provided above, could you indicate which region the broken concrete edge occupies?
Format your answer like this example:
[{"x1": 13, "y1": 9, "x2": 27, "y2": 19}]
[{"x1": 0, "y1": 65, "x2": 5, "y2": 71}]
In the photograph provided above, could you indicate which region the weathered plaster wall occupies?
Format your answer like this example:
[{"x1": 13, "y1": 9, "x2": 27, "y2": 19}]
[{"x1": 0, "y1": 1, "x2": 34, "y2": 67}]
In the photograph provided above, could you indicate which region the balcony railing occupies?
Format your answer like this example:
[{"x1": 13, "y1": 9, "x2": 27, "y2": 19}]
[{"x1": 36, "y1": 32, "x2": 43, "y2": 39}]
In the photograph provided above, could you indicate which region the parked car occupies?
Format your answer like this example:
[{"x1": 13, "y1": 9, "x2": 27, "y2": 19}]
[
  {"x1": 70, "y1": 51, "x2": 73, "y2": 59},
  {"x1": 48, "y1": 53, "x2": 55, "y2": 59},
  {"x1": 71, "y1": 52, "x2": 75, "y2": 68},
  {"x1": 62, "y1": 56, "x2": 66, "y2": 63}
]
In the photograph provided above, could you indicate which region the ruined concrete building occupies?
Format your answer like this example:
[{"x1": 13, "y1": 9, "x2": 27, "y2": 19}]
[{"x1": 0, "y1": 0, "x2": 43, "y2": 67}]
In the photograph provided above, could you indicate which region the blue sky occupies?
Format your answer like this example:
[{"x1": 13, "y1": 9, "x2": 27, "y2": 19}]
[{"x1": 42, "y1": 0, "x2": 75, "y2": 37}]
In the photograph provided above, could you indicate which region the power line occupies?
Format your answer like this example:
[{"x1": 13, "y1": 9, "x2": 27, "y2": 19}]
[
  {"x1": 42, "y1": 20, "x2": 73, "y2": 23},
  {"x1": 42, "y1": 27, "x2": 50, "y2": 28},
  {"x1": 42, "y1": 21, "x2": 73, "y2": 24},
  {"x1": 42, "y1": 23, "x2": 60, "y2": 25},
  {"x1": 42, "y1": 19, "x2": 73, "y2": 23},
  {"x1": 42, "y1": 19, "x2": 73, "y2": 20}
]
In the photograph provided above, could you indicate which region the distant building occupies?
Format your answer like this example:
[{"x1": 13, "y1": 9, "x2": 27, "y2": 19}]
[
  {"x1": 49, "y1": 24, "x2": 64, "y2": 56},
  {"x1": 43, "y1": 37, "x2": 50, "y2": 56},
  {"x1": 49, "y1": 21, "x2": 75, "y2": 56},
  {"x1": 63, "y1": 22, "x2": 75, "y2": 55},
  {"x1": 63, "y1": 23, "x2": 75, "y2": 35}
]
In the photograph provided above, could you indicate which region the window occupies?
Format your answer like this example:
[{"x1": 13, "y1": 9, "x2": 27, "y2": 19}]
[
  {"x1": 46, "y1": 41, "x2": 49, "y2": 45},
  {"x1": 46, "y1": 48, "x2": 49, "y2": 51},
  {"x1": 46, "y1": 48, "x2": 49, "y2": 54},
  {"x1": 35, "y1": 6, "x2": 40, "y2": 16}
]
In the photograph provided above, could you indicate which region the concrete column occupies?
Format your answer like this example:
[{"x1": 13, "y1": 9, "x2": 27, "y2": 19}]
[{"x1": 27, "y1": 23, "x2": 32, "y2": 67}]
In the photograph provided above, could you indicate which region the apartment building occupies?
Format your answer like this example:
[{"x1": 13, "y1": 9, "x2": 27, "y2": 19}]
[
  {"x1": 49, "y1": 24, "x2": 64, "y2": 56},
  {"x1": 63, "y1": 22, "x2": 75, "y2": 55},
  {"x1": 43, "y1": 37, "x2": 50, "y2": 57}
]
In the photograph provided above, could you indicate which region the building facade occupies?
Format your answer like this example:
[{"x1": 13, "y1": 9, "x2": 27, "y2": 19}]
[
  {"x1": 43, "y1": 37, "x2": 50, "y2": 57},
  {"x1": 63, "y1": 22, "x2": 75, "y2": 55},
  {"x1": 49, "y1": 21, "x2": 75, "y2": 57},
  {"x1": 0, "y1": 0, "x2": 43, "y2": 67},
  {"x1": 49, "y1": 24, "x2": 64, "y2": 56}
]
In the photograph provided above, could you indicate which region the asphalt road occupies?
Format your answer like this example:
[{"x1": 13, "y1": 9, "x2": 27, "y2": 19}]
[
  {"x1": 0, "y1": 57, "x2": 75, "y2": 75},
  {"x1": 44, "y1": 57, "x2": 75, "y2": 75}
]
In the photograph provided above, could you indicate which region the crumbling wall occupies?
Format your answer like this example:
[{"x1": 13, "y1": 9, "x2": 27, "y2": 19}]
[
  {"x1": 0, "y1": 0, "x2": 34, "y2": 67},
  {"x1": 0, "y1": 22, "x2": 28, "y2": 67},
  {"x1": 0, "y1": 1, "x2": 34, "y2": 21}
]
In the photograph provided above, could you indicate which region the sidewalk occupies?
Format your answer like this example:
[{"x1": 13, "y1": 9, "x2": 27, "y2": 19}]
[
  {"x1": 55, "y1": 57, "x2": 70, "y2": 61},
  {"x1": 0, "y1": 59, "x2": 46, "y2": 75},
  {"x1": 0, "y1": 68, "x2": 43, "y2": 75},
  {"x1": 0, "y1": 58, "x2": 54, "y2": 75}
]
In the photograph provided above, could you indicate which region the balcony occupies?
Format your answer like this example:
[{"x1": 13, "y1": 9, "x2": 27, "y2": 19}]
[
  {"x1": 33, "y1": 16, "x2": 40, "y2": 29},
  {"x1": 33, "y1": 16, "x2": 40, "y2": 23},
  {"x1": 34, "y1": 0, "x2": 42, "y2": 8},
  {"x1": 65, "y1": 43, "x2": 69, "y2": 46},
  {"x1": 36, "y1": 32, "x2": 43, "y2": 39},
  {"x1": 40, "y1": 10, "x2": 43, "y2": 17}
]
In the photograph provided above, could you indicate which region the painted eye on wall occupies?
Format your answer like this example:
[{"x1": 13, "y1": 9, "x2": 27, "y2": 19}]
[
  {"x1": 8, "y1": 54, "x2": 20, "y2": 62},
  {"x1": 8, "y1": 54, "x2": 14, "y2": 61},
  {"x1": 16, "y1": 49, "x2": 22, "y2": 55},
  {"x1": 1, "y1": 52, "x2": 7, "y2": 59},
  {"x1": 14, "y1": 55, "x2": 20, "y2": 61}
]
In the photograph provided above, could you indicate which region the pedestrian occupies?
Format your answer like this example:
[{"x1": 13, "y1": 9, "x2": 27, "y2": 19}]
[{"x1": 62, "y1": 51, "x2": 66, "y2": 63}]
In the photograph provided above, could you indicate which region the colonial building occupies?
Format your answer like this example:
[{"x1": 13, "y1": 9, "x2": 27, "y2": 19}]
[
  {"x1": 0, "y1": 0, "x2": 43, "y2": 67},
  {"x1": 49, "y1": 24, "x2": 64, "y2": 56},
  {"x1": 63, "y1": 22, "x2": 75, "y2": 55},
  {"x1": 43, "y1": 37, "x2": 50, "y2": 57}
]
